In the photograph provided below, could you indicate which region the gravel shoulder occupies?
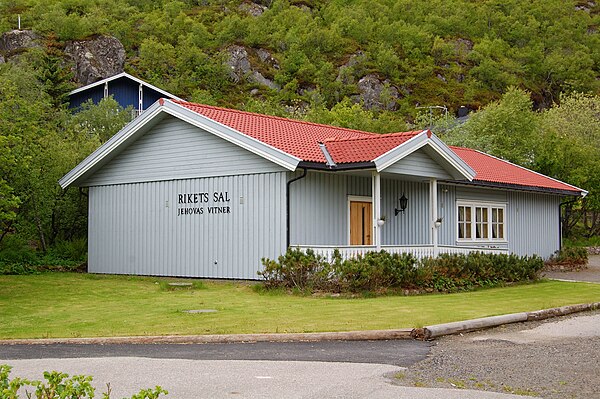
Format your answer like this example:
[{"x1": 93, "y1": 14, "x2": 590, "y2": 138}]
[
  {"x1": 543, "y1": 254, "x2": 600, "y2": 283},
  {"x1": 391, "y1": 309, "x2": 600, "y2": 399}
]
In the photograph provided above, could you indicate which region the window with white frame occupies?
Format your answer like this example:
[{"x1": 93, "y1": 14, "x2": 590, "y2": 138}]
[{"x1": 457, "y1": 202, "x2": 505, "y2": 241}]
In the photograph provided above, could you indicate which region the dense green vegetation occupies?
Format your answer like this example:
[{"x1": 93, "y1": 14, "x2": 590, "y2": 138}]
[
  {"x1": 0, "y1": 51, "x2": 131, "y2": 257},
  {"x1": 1, "y1": 0, "x2": 599, "y2": 114},
  {"x1": 0, "y1": 0, "x2": 599, "y2": 256}
]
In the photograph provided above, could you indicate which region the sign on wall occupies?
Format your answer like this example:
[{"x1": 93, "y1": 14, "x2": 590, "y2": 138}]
[{"x1": 177, "y1": 191, "x2": 231, "y2": 216}]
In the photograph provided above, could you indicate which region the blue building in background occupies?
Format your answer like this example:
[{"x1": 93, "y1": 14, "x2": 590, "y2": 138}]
[{"x1": 69, "y1": 72, "x2": 181, "y2": 118}]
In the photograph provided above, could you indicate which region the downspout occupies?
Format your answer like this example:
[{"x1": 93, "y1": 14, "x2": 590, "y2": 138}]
[
  {"x1": 286, "y1": 168, "x2": 308, "y2": 249},
  {"x1": 559, "y1": 197, "x2": 579, "y2": 250}
]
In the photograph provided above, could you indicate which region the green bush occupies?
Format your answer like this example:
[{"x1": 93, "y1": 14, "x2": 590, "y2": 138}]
[
  {"x1": 546, "y1": 247, "x2": 588, "y2": 268},
  {"x1": 259, "y1": 248, "x2": 332, "y2": 291},
  {"x1": 0, "y1": 238, "x2": 87, "y2": 275},
  {"x1": 0, "y1": 364, "x2": 167, "y2": 399},
  {"x1": 259, "y1": 248, "x2": 544, "y2": 294}
]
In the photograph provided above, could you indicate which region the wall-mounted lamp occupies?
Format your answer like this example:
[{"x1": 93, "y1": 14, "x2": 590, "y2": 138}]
[
  {"x1": 434, "y1": 217, "x2": 443, "y2": 228},
  {"x1": 394, "y1": 193, "x2": 408, "y2": 216}
]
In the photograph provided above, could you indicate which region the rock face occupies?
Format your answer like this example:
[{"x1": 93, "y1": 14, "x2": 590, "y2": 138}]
[
  {"x1": 0, "y1": 30, "x2": 41, "y2": 54},
  {"x1": 65, "y1": 35, "x2": 126, "y2": 86},
  {"x1": 238, "y1": 1, "x2": 267, "y2": 16},
  {"x1": 336, "y1": 51, "x2": 365, "y2": 84},
  {"x1": 0, "y1": 54, "x2": 4, "y2": 64},
  {"x1": 226, "y1": 45, "x2": 252, "y2": 82},
  {"x1": 354, "y1": 74, "x2": 400, "y2": 111},
  {"x1": 225, "y1": 45, "x2": 280, "y2": 90}
]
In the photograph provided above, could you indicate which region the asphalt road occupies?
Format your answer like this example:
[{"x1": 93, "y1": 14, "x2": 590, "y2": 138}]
[
  {"x1": 0, "y1": 339, "x2": 533, "y2": 398},
  {"x1": 0, "y1": 340, "x2": 430, "y2": 367}
]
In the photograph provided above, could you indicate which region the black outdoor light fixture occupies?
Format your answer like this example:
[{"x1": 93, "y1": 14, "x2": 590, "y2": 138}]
[{"x1": 394, "y1": 193, "x2": 408, "y2": 216}]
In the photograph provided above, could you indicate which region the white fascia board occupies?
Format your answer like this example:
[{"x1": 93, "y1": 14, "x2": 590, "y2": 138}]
[
  {"x1": 161, "y1": 99, "x2": 300, "y2": 171},
  {"x1": 373, "y1": 131, "x2": 429, "y2": 172},
  {"x1": 59, "y1": 99, "x2": 301, "y2": 188},
  {"x1": 69, "y1": 72, "x2": 183, "y2": 101},
  {"x1": 471, "y1": 149, "x2": 588, "y2": 197},
  {"x1": 374, "y1": 130, "x2": 475, "y2": 180},
  {"x1": 59, "y1": 101, "x2": 165, "y2": 189},
  {"x1": 428, "y1": 134, "x2": 476, "y2": 180}
]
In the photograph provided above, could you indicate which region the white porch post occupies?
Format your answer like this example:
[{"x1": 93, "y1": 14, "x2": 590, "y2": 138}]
[
  {"x1": 372, "y1": 171, "x2": 381, "y2": 250},
  {"x1": 430, "y1": 178, "x2": 439, "y2": 257}
]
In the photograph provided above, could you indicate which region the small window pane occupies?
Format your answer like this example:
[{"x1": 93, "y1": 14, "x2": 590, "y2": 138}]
[
  {"x1": 465, "y1": 222, "x2": 472, "y2": 238},
  {"x1": 458, "y1": 224, "x2": 464, "y2": 238},
  {"x1": 498, "y1": 208, "x2": 504, "y2": 223},
  {"x1": 492, "y1": 224, "x2": 498, "y2": 239}
]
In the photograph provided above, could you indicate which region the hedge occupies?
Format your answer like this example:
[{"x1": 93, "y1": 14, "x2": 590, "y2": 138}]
[{"x1": 259, "y1": 248, "x2": 544, "y2": 294}]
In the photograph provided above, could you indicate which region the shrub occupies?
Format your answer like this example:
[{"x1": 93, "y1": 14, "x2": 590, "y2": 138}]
[
  {"x1": 545, "y1": 247, "x2": 589, "y2": 270},
  {"x1": 0, "y1": 364, "x2": 167, "y2": 399},
  {"x1": 0, "y1": 238, "x2": 87, "y2": 275},
  {"x1": 259, "y1": 248, "x2": 544, "y2": 294},
  {"x1": 258, "y1": 248, "x2": 332, "y2": 291}
]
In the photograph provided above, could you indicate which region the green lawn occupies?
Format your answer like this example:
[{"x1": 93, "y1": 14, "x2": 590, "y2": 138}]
[{"x1": 1, "y1": 273, "x2": 599, "y2": 339}]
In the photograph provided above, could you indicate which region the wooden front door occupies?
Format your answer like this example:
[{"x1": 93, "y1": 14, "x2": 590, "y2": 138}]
[{"x1": 350, "y1": 201, "x2": 372, "y2": 245}]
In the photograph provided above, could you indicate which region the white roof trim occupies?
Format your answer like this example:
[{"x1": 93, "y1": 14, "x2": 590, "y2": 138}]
[
  {"x1": 470, "y1": 149, "x2": 588, "y2": 197},
  {"x1": 69, "y1": 72, "x2": 183, "y2": 101},
  {"x1": 373, "y1": 130, "x2": 476, "y2": 180},
  {"x1": 59, "y1": 99, "x2": 300, "y2": 189}
]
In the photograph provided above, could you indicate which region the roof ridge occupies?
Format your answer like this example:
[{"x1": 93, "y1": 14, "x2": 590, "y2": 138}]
[
  {"x1": 172, "y1": 99, "x2": 378, "y2": 137},
  {"x1": 323, "y1": 130, "x2": 421, "y2": 143}
]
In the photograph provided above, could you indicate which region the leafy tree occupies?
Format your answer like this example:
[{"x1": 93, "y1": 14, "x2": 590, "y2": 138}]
[
  {"x1": 535, "y1": 93, "x2": 600, "y2": 237},
  {"x1": 70, "y1": 97, "x2": 131, "y2": 143},
  {"x1": 441, "y1": 87, "x2": 538, "y2": 167}
]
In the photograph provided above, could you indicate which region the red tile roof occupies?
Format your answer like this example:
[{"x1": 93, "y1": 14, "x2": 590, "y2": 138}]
[
  {"x1": 173, "y1": 100, "x2": 583, "y2": 195},
  {"x1": 451, "y1": 147, "x2": 582, "y2": 193},
  {"x1": 174, "y1": 100, "x2": 375, "y2": 163},
  {"x1": 324, "y1": 132, "x2": 421, "y2": 164}
]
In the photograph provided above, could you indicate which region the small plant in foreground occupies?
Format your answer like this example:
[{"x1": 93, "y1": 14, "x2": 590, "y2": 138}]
[{"x1": 0, "y1": 364, "x2": 167, "y2": 399}]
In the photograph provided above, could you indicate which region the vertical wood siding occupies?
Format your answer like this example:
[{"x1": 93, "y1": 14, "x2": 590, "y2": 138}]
[
  {"x1": 379, "y1": 179, "x2": 430, "y2": 245},
  {"x1": 437, "y1": 184, "x2": 457, "y2": 245},
  {"x1": 88, "y1": 173, "x2": 287, "y2": 279},
  {"x1": 507, "y1": 191, "x2": 561, "y2": 258},
  {"x1": 289, "y1": 172, "x2": 371, "y2": 245},
  {"x1": 83, "y1": 116, "x2": 285, "y2": 186},
  {"x1": 289, "y1": 172, "x2": 433, "y2": 246},
  {"x1": 384, "y1": 150, "x2": 453, "y2": 179},
  {"x1": 456, "y1": 186, "x2": 507, "y2": 202}
]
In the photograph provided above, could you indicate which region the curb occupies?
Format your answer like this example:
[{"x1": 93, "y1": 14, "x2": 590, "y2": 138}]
[
  {"x1": 1, "y1": 302, "x2": 598, "y2": 345},
  {"x1": 0, "y1": 329, "x2": 414, "y2": 346},
  {"x1": 411, "y1": 301, "x2": 600, "y2": 340}
]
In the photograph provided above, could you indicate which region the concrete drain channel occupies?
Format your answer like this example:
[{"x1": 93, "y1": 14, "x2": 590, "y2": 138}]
[{"x1": 182, "y1": 309, "x2": 218, "y2": 314}]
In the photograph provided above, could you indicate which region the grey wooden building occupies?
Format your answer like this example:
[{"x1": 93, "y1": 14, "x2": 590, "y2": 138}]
[{"x1": 60, "y1": 99, "x2": 587, "y2": 279}]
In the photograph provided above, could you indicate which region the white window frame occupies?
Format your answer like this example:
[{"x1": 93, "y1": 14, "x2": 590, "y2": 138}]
[{"x1": 456, "y1": 201, "x2": 507, "y2": 243}]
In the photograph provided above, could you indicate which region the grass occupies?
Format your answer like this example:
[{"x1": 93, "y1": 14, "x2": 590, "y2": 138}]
[
  {"x1": 0, "y1": 273, "x2": 599, "y2": 339},
  {"x1": 564, "y1": 236, "x2": 600, "y2": 247}
]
